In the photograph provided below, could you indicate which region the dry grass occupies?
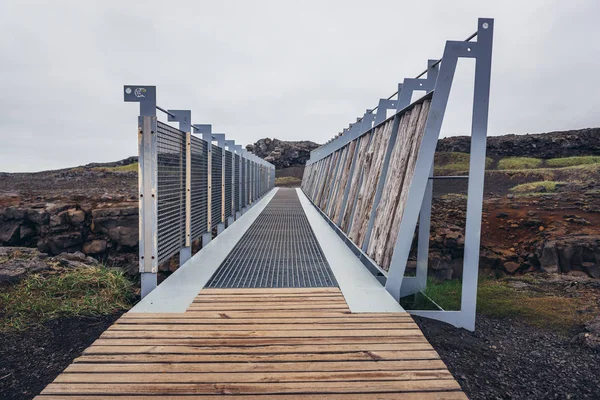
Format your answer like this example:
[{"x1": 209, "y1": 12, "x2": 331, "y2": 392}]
[
  {"x1": 275, "y1": 176, "x2": 302, "y2": 187},
  {"x1": 93, "y1": 163, "x2": 138, "y2": 173}
]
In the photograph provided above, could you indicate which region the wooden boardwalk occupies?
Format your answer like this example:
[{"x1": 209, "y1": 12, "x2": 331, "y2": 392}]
[{"x1": 36, "y1": 288, "x2": 466, "y2": 399}]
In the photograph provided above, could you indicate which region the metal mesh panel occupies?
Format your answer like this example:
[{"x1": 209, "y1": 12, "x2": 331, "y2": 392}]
[
  {"x1": 235, "y1": 154, "x2": 241, "y2": 212},
  {"x1": 211, "y1": 145, "x2": 222, "y2": 226},
  {"x1": 156, "y1": 121, "x2": 185, "y2": 264},
  {"x1": 241, "y1": 159, "x2": 246, "y2": 208},
  {"x1": 206, "y1": 189, "x2": 337, "y2": 288},
  {"x1": 224, "y1": 150, "x2": 233, "y2": 218},
  {"x1": 190, "y1": 136, "x2": 208, "y2": 240}
]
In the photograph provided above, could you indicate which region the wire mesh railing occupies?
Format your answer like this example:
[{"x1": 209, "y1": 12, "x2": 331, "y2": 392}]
[
  {"x1": 224, "y1": 150, "x2": 233, "y2": 219},
  {"x1": 156, "y1": 121, "x2": 186, "y2": 264},
  {"x1": 190, "y1": 135, "x2": 208, "y2": 240},
  {"x1": 124, "y1": 85, "x2": 276, "y2": 298}
]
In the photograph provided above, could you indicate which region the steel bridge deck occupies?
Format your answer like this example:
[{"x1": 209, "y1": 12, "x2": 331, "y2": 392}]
[{"x1": 206, "y1": 189, "x2": 337, "y2": 288}]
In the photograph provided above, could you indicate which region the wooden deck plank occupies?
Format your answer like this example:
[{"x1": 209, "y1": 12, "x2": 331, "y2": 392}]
[
  {"x1": 64, "y1": 360, "x2": 449, "y2": 373},
  {"x1": 83, "y1": 343, "x2": 434, "y2": 354},
  {"x1": 91, "y1": 336, "x2": 430, "y2": 346},
  {"x1": 41, "y1": 380, "x2": 463, "y2": 395},
  {"x1": 36, "y1": 287, "x2": 464, "y2": 398},
  {"x1": 107, "y1": 322, "x2": 418, "y2": 331},
  {"x1": 115, "y1": 317, "x2": 416, "y2": 324},
  {"x1": 38, "y1": 393, "x2": 467, "y2": 400},
  {"x1": 73, "y1": 351, "x2": 442, "y2": 363},
  {"x1": 54, "y1": 370, "x2": 454, "y2": 383}
]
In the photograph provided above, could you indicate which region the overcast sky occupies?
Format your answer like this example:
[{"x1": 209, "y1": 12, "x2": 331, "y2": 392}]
[{"x1": 1, "y1": 0, "x2": 599, "y2": 172}]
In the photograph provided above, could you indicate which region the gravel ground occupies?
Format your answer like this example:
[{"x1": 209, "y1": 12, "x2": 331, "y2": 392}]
[
  {"x1": 415, "y1": 314, "x2": 600, "y2": 400},
  {"x1": 0, "y1": 313, "x2": 122, "y2": 400}
]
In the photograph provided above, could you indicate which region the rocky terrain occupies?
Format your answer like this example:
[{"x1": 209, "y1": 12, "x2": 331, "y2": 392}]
[
  {"x1": 437, "y1": 127, "x2": 600, "y2": 158},
  {"x1": 246, "y1": 138, "x2": 318, "y2": 169},
  {"x1": 1, "y1": 129, "x2": 599, "y2": 400},
  {"x1": 0, "y1": 162, "x2": 139, "y2": 279},
  {"x1": 1, "y1": 128, "x2": 599, "y2": 283}
]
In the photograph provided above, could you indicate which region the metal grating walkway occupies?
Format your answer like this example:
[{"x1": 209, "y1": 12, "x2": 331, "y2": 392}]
[{"x1": 206, "y1": 188, "x2": 338, "y2": 288}]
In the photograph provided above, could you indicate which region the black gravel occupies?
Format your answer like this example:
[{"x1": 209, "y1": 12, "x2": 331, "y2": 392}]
[
  {"x1": 0, "y1": 313, "x2": 122, "y2": 400},
  {"x1": 415, "y1": 314, "x2": 600, "y2": 400}
]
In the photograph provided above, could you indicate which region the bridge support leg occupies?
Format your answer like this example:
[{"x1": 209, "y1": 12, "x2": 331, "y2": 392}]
[{"x1": 202, "y1": 232, "x2": 211, "y2": 247}]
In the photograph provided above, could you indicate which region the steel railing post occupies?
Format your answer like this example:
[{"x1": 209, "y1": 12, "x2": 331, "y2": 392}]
[{"x1": 124, "y1": 85, "x2": 158, "y2": 298}]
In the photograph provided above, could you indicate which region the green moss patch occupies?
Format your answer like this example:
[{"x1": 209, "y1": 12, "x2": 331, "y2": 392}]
[
  {"x1": 545, "y1": 156, "x2": 600, "y2": 168},
  {"x1": 497, "y1": 157, "x2": 542, "y2": 170},
  {"x1": 0, "y1": 266, "x2": 136, "y2": 331},
  {"x1": 510, "y1": 181, "x2": 566, "y2": 193},
  {"x1": 401, "y1": 278, "x2": 592, "y2": 334},
  {"x1": 434, "y1": 152, "x2": 493, "y2": 175}
]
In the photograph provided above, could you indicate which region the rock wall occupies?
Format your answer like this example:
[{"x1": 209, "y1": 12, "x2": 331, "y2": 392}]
[
  {"x1": 246, "y1": 138, "x2": 319, "y2": 169},
  {"x1": 437, "y1": 127, "x2": 600, "y2": 158},
  {"x1": 0, "y1": 199, "x2": 138, "y2": 274}
]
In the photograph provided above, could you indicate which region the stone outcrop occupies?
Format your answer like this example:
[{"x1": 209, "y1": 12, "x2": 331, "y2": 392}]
[
  {"x1": 437, "y1": 127, "x2": 600, "y2": 158},
  {"x1": 0, "y1": 247, "x2": 103, "y2": 283},
  {"x1": 246, "y1": 138, "x2": 319, "y2": 169},
  {"x1": 538, "y1": 236, "x2": 600, "y2": 278},
  {"x1": 0, "y1": 201, "x2": 138, "y2": 274}
]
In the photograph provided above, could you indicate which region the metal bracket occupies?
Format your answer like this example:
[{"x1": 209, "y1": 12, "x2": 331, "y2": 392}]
[
  {"x1": 396, "y1": 60, "x2": 439, "y2": 110},
  {"x1": 124, "y1": 85, "x2": 156, "y2": 116},
  {"x1": 167, "y1": 110, "x2": 191, "y2": 133}
]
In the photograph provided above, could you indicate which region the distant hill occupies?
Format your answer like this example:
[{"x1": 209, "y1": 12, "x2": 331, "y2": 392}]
[
  {"x1": 246, "y1": 128, "x2": 600, "y2": 168},
  {"x1": 437, "y1": 127, "x2": 600, "y2": 158},
  {"x1": 246, "y1": 138, "x2": 319, "y2": 170}
]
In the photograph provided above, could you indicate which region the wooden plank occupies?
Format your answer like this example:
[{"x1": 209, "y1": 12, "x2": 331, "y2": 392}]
[
  {"x1": 198, "y1": 288, "x2": 341, "y2": 294},
  {"x1": 99, "y1": 329, "x2": 423, "y2": 339},
  {"x1": 325, "y1": 145, "x2": 348, "y2": 218},
  {"x1": 74, "y1": 350, "x2": 441, "y2": 363},
  {"x1": 331, "y1": 140, "x2": 357, "y2": 221},
  {"x1": 167, "y1": 311, "x2": 359, "y2": 318},
  {"x1": 64, "y1": 359, "x2": 449, "y2": 373},
  {"x1": 192, "y1": 293, "x2": 345, "y2": 299},
  {"x1": 41, "y1": 380, "x2": 462, "y2": 395},
  {"x1": 366, "y1": 103, "x2": 423, "y2": 268},
  {"x1": 54, "y1": 369, "x2": 452, "y2": 383},
  {"x1": 348, "y1": 119, "x2": 394, "y2": 247},
  {"x1": 341, "y1": 131, "x2": 372, "y2": 232},
  {"x1": 91, "y1": 336, "x2": 430, "y2": 347},
  {"x1": 192, "y1": 297, "x2": 346, "y2": 303},
  {"x1": 110, "y1": 323, "x2": 417, "y2": 331},
  {"x1": 83, "y1": 343, "x2": 434, "y2": 355},
  {"x1": 116, "y1": 317, "x2": 415, "y2": 325},
  {"x1": 383, "y1": 99, "x2": 431, "y2": 268},
  {"x1": 186, "y1": 304, "x2": 350, "y2": 311},
  {"x1": 109, "y1": 323, "x2": 417, "y2": 331},
  {"x1": 37, "y1": 393, "x2": 467, "y2": 400},
  {"x1": 122, "y1": 311, "x2": 411, "y2": 319},
  {"x1": 191, "y1": 299, "x2": 349, "y2": 305}
]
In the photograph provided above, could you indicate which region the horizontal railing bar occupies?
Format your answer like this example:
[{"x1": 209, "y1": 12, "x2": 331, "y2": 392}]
[
  {"x1": 156, "y1": 105, "x2": 175, "y2": 118},
  {"x1": 428, "y1": 176, "x2": 469, "y2": 180}
]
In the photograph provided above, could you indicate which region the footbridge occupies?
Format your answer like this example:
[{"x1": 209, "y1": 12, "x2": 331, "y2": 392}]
[{"x1": 36, "y1": 18, "x2": 493, "y2": 399}]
